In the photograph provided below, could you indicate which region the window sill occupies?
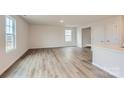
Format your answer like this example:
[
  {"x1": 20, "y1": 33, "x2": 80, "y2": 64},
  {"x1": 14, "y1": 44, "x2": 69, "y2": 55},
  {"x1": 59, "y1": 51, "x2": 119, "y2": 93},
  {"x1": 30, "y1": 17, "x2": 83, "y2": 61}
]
[{"x1": 6, "y1": 48, "x2": 16, "y2": 53}]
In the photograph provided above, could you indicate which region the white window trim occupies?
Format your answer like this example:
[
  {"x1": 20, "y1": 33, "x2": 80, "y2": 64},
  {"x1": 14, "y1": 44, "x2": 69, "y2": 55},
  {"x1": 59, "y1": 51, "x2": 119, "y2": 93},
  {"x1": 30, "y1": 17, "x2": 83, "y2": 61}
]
[
  {"x1": 64, "y1": 29, "x2": 72, "y2": 42},
  {"x1": 5, "y1": 16, "x2": 16, "y2": 53}
]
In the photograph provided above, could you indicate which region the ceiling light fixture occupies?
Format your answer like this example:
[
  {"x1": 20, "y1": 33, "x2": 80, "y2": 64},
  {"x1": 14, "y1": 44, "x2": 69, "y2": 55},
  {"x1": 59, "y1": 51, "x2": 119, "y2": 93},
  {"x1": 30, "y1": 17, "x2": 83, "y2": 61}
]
[{"x1": 60, "y1": 20, "x2": 64, "y2": 23}]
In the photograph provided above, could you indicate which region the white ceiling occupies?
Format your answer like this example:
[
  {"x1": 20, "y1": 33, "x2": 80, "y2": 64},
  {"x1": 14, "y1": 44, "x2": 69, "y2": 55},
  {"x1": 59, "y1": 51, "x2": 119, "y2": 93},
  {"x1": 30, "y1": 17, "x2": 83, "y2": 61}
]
[{"x1": 21, "y1": 15, "x2": 113, "y2": 27}]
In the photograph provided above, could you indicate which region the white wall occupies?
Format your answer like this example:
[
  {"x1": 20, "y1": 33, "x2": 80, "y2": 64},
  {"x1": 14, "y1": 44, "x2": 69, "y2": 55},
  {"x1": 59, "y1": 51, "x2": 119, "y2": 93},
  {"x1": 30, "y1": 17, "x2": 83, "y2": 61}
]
[
  {"x1": 0, "y1": 16, "x2": 29, "y2": 75},
  {"x1": 77, "y1": 27, "x2": 82, "y2": 47},
  {"x1": 29, "y1": 25, "x2": 77, "y2": 48}
]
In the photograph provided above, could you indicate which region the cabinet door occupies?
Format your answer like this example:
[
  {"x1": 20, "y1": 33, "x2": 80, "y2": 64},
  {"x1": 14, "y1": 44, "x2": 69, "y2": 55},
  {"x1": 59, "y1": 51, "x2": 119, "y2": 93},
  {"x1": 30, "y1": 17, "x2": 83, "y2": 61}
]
[
  {"x1": 112, "y1": 24, "x2": 121, "y2": 45},
  {"x1": 105, "y1": 22, "x2": 121, "y2": 45},
  {"x1": 104, "y1": 22, "x2": 113, "y2": 44},
  {"x1": 92, "y1": 24, "x2": 105, "y2": 45}
]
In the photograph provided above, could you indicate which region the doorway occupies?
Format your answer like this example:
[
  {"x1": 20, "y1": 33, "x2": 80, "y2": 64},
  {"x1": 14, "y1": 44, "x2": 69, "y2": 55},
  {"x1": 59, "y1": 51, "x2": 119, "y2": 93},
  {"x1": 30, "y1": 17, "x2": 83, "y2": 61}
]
[
  {"x1": 82, "y1": 27, "x2": 91, "y2": 48},
  {"x1": 82, "y1": 27, "x2": 92, "y2": 63}
]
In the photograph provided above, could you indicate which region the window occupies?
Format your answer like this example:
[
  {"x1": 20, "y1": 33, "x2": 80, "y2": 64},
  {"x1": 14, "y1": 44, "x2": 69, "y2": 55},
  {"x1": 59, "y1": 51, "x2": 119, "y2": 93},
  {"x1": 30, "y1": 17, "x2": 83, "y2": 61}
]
[
  {"x1": 5, "y1": 16, "x2": 16, "y2": 52},
  {"x1": 65, "y1": 30, "x2": 72, "y2": 42}
]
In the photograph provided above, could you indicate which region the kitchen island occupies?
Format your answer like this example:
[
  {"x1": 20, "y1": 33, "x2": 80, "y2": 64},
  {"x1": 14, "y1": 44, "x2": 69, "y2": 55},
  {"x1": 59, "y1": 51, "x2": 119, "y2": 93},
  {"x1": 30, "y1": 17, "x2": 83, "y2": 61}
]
[{"x1": 92, "y1": 45, "x2": 124, "y2": 77}]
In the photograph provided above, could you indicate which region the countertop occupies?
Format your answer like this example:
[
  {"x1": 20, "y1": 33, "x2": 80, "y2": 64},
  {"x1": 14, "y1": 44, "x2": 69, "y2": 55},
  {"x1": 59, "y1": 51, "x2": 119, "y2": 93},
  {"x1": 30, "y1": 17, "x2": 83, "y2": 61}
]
[{"x1": 92, "y1": 44, "x2": 124, "y2": 53}]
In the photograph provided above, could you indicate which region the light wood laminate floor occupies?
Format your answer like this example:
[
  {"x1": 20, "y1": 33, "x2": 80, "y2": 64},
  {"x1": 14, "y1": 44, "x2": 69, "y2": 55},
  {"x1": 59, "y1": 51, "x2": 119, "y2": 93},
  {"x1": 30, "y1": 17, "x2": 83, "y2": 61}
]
[{"x1": 1, "y1": 47, "x2": 115, "y2": 78}]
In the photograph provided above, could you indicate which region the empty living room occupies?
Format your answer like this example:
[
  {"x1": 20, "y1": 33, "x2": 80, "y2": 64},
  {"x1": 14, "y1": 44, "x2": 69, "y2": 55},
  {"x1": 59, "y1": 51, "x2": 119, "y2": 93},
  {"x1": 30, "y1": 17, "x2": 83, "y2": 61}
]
[
  {"x1": 1, "y1": 0, "x2": 124, "y2": 93},
  {"x1": 0, "y1": 15, "x2": 124, "y2": 78}
]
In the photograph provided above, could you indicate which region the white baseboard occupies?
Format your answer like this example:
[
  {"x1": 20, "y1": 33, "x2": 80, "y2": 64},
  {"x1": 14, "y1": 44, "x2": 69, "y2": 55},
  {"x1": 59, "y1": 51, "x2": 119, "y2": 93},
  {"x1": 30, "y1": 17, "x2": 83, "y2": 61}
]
[{"x1": 92, "y1": 62, "x2": 119, "y2": 78}]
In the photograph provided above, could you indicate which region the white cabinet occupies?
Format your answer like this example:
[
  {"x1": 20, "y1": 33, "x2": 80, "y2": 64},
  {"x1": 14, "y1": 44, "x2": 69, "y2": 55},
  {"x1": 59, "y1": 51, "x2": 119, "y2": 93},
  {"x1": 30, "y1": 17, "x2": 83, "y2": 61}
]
[
  {"x1": 92, "y1": 45, "x2": 124, "y2": 77},
  {"x1": 104, "y1": 17, "x2": 121, "y2": 45},
  {"x1": 92, "y1": 23, "x2": 105, "y2": 45},
  {"x1": 91, "y1": 16, "x2": 123, "y2": 46},
  {"x1": 104, "y1": 22, "x2": 113, "y2": 44}
]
